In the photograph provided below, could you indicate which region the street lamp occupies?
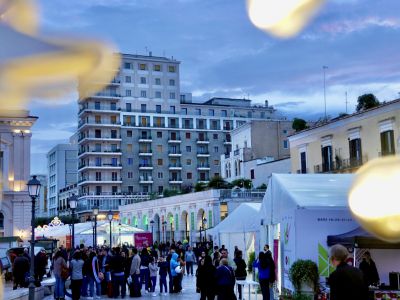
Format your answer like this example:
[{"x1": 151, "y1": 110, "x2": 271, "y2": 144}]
[
  {"x1": 162, "y1": 221, "x2": 167, "y2": 243},
  {"x1": 27, "y1": 175, "x2": 41, "y2": 300},
  {"x1": 118, "y1": 222, "x2": 122, "y2": 246},
  {"x1": 91, "y1": 217, "x2": 96, "y2": 247},
  {"x1": 68, "y1": 194, "x2": 78, "y2": 251},
  {"x1": 170, "y1": 221, "x2": 174, "y2": 242},
  {"x1": 92, "y1": 206, "x2": 99, "y2": 248},
  {"x1": 202, "y1": 218, "x2": 207, "y2": 242},
  {"x1": 150, "y1": 220, "x2": 155, "y2": 242},
  {"x1": 107, "y1": 210, "x2": 113, "y2": 248}
]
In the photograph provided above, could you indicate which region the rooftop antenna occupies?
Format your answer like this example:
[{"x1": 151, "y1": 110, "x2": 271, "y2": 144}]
[
  {"x1": 323, "y1": 66, "x2": 328, "y2": 120},
  {"x1": 345, "y1": 91, "x2": 348, "y2": 114}
]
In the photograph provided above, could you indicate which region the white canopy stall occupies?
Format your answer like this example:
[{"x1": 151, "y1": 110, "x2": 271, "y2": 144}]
[{"x1": 208, "y1": 203, "x2": 261, "y2": 260}]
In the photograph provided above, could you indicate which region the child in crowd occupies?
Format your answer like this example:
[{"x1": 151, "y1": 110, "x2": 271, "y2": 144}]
[
  {"x1": 158, "y1": 256, "x2": 169, "y2": 295},
  {"x1": 149, "y1": 257, "x2": 159, "y2": 296}
]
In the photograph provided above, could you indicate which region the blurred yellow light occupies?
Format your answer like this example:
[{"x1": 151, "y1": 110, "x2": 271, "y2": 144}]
[
  {"x1": 246, "y1": 0, "x2": 325, "y2": 38},
  {"x1": 0, "y1": 0, "x2": 39, "y2": 35},
  {"x1": 349, "y1": 156, "x2": 400, "y2": 242}
]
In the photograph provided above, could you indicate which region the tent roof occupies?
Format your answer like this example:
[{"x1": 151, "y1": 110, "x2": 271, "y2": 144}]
[
  {"x1": 208, "y1": 203, "x2": 261, "y2": 234},
  {"x1": 327, "y1": 227, "x2": 400, "y2": 249},
  {"x1": 261, "y1": 174, "x2": 355, "y2": 224}
]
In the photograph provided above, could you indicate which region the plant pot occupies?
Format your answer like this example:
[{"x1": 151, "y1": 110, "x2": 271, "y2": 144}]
[{"x1": 300, "y1": 281, "x2": 314, "y2": 295}]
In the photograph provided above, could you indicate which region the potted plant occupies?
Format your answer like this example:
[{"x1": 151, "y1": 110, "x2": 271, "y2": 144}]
[{"x1": 288, "y1": 259, "x2": 319, "y2": 297}]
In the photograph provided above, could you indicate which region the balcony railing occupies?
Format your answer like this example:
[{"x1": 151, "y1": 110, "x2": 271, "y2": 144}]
[
  {"x1": 78, "y1": 163, "x2": 122, "y2": 169},
  {"x1": 169, "y1": 164, "x2": 182, "y2": 168},
  {"x1": 168, "y1": 151, "x2": 182, "y2": 155},
  {"x1": 77, "y1": 193, "x2": 151, "y2": 212},
  {"x1": 313, "y1": 156, "x2": 367, "y2": 173},
  {"x1": 139, "y1": 163, "x2": 153, "y2": 168},
  {"x1": 197, "y1": 164, "x2": 210, "y2": 168}
]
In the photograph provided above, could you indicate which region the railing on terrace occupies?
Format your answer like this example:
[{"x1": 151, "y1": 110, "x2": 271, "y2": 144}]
[
  {"x1": 77, "y1": 193, "x2": 150, "y2": 212},
  {"x1": 219, "y1": 189, "x2": 266, "y2": 200},
  {"x1": 314, "y1": 156, "x2": 367, "y2": 173}
]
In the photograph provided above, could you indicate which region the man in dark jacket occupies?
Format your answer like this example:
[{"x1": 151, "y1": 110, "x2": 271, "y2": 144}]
[
  {"x1": 13, "y1": 254, "x2": 30, "y2": 289},
  {"x1": 110, "y1": 247, "x2": 126, "y2": 298},
  {"x1": 328, "y1": 244, "x2": 368, "y2": 300},
  {"x1": 34, "y1": 249, "x2": 48, "y2": 284}
]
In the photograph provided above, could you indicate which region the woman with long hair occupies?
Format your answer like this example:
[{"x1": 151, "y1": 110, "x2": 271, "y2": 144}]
[
  {"x1": 70, "y1": 250, "x2": 84, "y2": 300},
  {"x1": 53, "y1": 250, "x2": 68, "y2": 300},
  {"x1": 234, "y1": 250, "x2": 247, "y2": 300},
  {"x1": 253, "y1": 252, "x2": 271, "y2": 300},
  {"x1": 197, "y1": 255, "x2": 216, "y2": 300}
]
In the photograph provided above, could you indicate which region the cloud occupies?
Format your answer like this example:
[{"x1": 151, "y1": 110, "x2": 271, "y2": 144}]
[
  {"x1": 273, "y1": 101, "x2": 306, "y2": 108},
  {"x1": 320, "y1": 17, "x2": 400, "y2": 35}
]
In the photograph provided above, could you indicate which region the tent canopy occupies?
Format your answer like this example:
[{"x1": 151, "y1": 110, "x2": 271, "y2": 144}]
[
  {"x1": 327, "y1": 227, "x2": 400, "y2": 249},
  {"x1": 261, "y1": 174, "x2": 355, "y2": 224}
]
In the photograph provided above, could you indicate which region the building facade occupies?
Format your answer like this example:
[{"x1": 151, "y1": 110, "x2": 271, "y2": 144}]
[
  {"x1": 77, "y1": 53, "x2": 286, "y2": 216},
  {"x1": 288, "y1": 99, "x2": 400, "y2": 174},
  {"x1": 221, "y1": 120, "x2": 292, "y2": 183},
  {"x1": 119, "y1": 188, "x2": 265, "y2": 244},
  {"x1": 47, "y1": 143, "x2": 78, "y2": 216},
  {"x1": 0, "y1": 111, "x2": 37, "y2": 238},
  {"x1": 36, "y1": 174, "x2": 48, "y2": 217},
  {"x1": 57, "y1": 183, "x2": 78, "y2": 217}
]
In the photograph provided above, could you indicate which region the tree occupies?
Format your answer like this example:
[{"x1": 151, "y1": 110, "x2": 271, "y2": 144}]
[
  {"x1": 231, "y1": 178, "x2": 252, "y2": 189},
  {"x1": 356, "y1": 93, "x2": 380, "y2": 112},
  {"x1": 292, "y1": 118, "x2": 308, "y2": 132},
  {"x1": 163, "y1": 189, "x2": 179, "y2": 198},
  {"x1": 195, "y1": 182, "x2": 207, "y2": 192},
  {"x1": 208, "y1": 175, "x2": 229, "y2": 189},
  {"x1": 256, "y1": 183, "x2": 267, "y2": 189}
]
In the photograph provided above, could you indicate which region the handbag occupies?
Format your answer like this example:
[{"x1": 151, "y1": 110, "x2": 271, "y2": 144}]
[
  {"x1": 61, "y1": 265, "x2": 69, "y2": 280},
  {"x1": 96, "y1": 259, "x2": 104, "y2": 281}
]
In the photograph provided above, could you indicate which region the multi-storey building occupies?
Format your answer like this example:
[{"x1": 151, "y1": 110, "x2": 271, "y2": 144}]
[
  {"x1": 47, "y1": 143, "x2": 78, "y2": 216},
  {"x1": 77, "y1": 53, "x2": 286, "y2": 217},
  {"x1": 288, "y1": 99, "x2": 400, "y2": 174},
  {"x1": 35, "y1": 174, "x2": 48, "y2": 217},
  {"x1": 57, "y1": 183, "x2": 78, "y2": 217}
]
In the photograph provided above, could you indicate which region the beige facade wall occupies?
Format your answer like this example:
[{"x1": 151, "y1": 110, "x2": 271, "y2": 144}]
[{"x1": 289, "y1": 100, "x2": 400, "y2": 173}]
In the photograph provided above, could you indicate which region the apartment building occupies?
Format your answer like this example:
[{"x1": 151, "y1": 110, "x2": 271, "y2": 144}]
[
  {"x1": 35, "y1": 174, "x2": 48, "y2": 217},
  {"x1": 77, "y1": 53, "x2": 286, "y2": 216},
  {"x1": 288, "y1": 99, "x2": 400, "y2": 174},
  {"x1": 47, "y1": 143, "x2": 78, "y2": 216},
  {"x1": 57, "y1": 183, "x2": 78, "y2": 217}
]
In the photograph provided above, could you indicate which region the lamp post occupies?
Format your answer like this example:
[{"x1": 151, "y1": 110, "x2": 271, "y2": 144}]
[
  {"x1": 202, "y1": 218, "x2": 207, "y2": 242},
  {"x1": 150, "y1": 220, "x2": 155, "y2": 242},
  {"x1": 118, "y1": 222, "x2": 122, "y2": 246},
  {"x1": 68, "y1": 194, "x2": 78, "y2": 251},
  {"x1": 92, "y1": 206, "x2": 99, "y2": 248},
  {"x1": 91, "y1": 217, "x2": 96, "y2": 247},
  {"x1": 170, "y1": 221, "x2": 174, "y2": 242},
  {"x1": 27, "y1": 175, "x2": 41, "y2": 300},
  {"x1": 107, "y1": 210, "x2": 113, "y2": 248},
  {"x1": 162, "y1": 221, "x2": 167, "y2": 243}
]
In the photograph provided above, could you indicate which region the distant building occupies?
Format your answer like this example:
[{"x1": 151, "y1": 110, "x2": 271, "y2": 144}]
[
  {"x1": 221, "y1": 120, "x2": 293, "y2": 183},
  {"x1": 46, "y1": 143, "x2": 78, "y2": 216},
  {"x1": 288, "y1": 99, "x2": 400, "y2": 174},
  {"x1": 57, "y1": 183, "x2": 78, "y2": 217},
  {"x1": 0, "y1": 110, "x2": 37, "y2": 239}
]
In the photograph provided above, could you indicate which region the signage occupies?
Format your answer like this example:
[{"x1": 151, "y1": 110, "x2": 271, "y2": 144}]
[
  {"x1": 134, "y1": 232, "x2": 153, "y2": 248},
  {"x1": 66, "y1": 235, "x2": 72, "y2": 249}
]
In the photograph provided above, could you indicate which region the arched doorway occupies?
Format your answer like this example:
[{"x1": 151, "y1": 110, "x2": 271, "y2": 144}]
[
  {"x1": 181, "y1": 211, "x2": 190, "y2": 242},
  {"x1": 167, "y1": 212, "x2": 174, "y2": 242},
  {"x1": 197, "y1": 209, "x2": 207, "y2": 242}
]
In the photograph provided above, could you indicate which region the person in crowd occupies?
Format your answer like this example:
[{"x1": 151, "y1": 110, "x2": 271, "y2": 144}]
[
  {"x1": 99, "y1": 247, "x2": 110, "y2": 296},
  {"x1": 212, "y1": 247, "x2": 221, "y2": 268},
  {"x1": 219, "y1": 245, "x2": 226, "y2": 253},
  {"x1": 81, "y1": 249, "x2": 91, "y2": 298},
  {"x1": 198, "y1": 250, "x2": 207, "y2": 265},
  {"x1": 53, "y1": 250, "x2": 68, "y2": 300},
  {"x1": 140, "y1": 247, "x2": 151, "y2": 293},
  {"x1": 110, "y1": 247, "x2": 127, "y2": 298},
  {"x1": 12, "y1": 253, "x2": 29, "y2": 290},
  {"x1": 328, "y1": 244, "x2": 368, "y2": 300},
  {"x1": 166, "y1": 249, "x2": 174, "y2": 293},
  {"x1": 176, "y1": 256, "x2": 185, "y2": 292},
  {"x1": 234, "y1": 246, "x2": 240, "y2": 258},
  {"x1": 158, "y1": 256, "x2": 169, "y2": 295},
  {"x1": 234, "y1": 250, "x2": 247, "y2": 300},
  {"x1": 197, "y1": 255, "x2": 216, "y2": 300},
  {"x1": 220, "y1": 249, "x2": 236, "y2": 270},
  {"x1": 264, "y1": 244, "x2": 271, "y2": 255},
  {"x1": 59, "y1": 245, "x2": 68, "y2": 262},
  {"x1": 34, "y1": 248, "x2": 48, "y2": 284},
  {"x1": 185, "y1": 247, "x2": 196, "y2": 276},
  {"x1": 23, "y1": 248, "x2": 31, "y2": 263},
  {"x1": 70, "y1": 250, "x2": 84, "y2": 300},
  {"x1": 215, "y1": 258, "x2": 236, "y2": 300},
  {"x1": 253, "y1": 252, "x2": 271, "y2": 300},
  {"x1": 88, "y1": 251, "x2": 102, "y2": 299},
  {"x1": 265, "y1": 251, "x2": 276, "y2": 300},
  {"x1": 129, "y1": 248, "x2": 141, "y2": 298},
  {"x1": 170, "y1": 252, "x2": 181, "y2": 293},
  {"x1": 149, "y1": 256, "x2": 159, "y2": 296},
  {"x1": 359, "y1": 251, "x2": 380, "y2": 287}
]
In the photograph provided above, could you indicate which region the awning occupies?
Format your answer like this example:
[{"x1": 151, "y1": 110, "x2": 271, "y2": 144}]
[{"x1": 0, "y1": 236, "x2": 23, "y2": 243}]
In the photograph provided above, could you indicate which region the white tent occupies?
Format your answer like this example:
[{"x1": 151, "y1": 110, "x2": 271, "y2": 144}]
[
  {"x1": 208, "y1": 203, "x2": 261, "y2": 260},
  {"x1": 259, "y1": 174, "x2": 359, "y2": 291}
]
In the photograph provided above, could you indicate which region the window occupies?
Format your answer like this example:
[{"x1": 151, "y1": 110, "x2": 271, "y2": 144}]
[
  {"x1": 141, "y1": 104, "x2": 146, "y2": 112},
  {"x1": 111, "y1": 130, "x2": 117, "y2": 139},
  {"x1": 95, "y1": 115, "x2": 101, "y2": 124},
  {"x1": 180, "y1": 94, "x2": 186, "y2": 102},
  {"x1": 186, "y1": 159, "x2": 191, "y2": 165},
  {"x1": 321, "y1": 146, "x2": 333, "y2": 172},
  {"x1": 169, "y1": 92, "x2": 176, "y2": 99},
  {"x1": 128, "y1": 186, "x2": 134, "y2": 193},
  {"x1": 96, "y1": 186, "x2": 102, "y2": 195},
  {"x1": 169, "y1": 79, "x2": 175, "y2": 86},
  {"x1": 156, "y1": 105, "x2": 161, "y2": 113},
  {"x1": 214, "y1": 146, "x2": 219, "y2": 153},
  {"x1": 381, "y1": 130, "x2": 395, "y2": 156},
  {"x1": 283, "y1": 140, "x2": 289, "y2": 149},
  {"x1": 157, "y1": 145, "x2": 163, "y2": 153},
  {"x1": 221, "y1": 110, "x2": 227, "y2": 117},
  {"x1": 128, "y1": 172, "x2": 133, "y2": 179},
  {"x1": 157, "y1": 131, "x2": 162, "y2": 138},
  {"x1": 155, "y1": 91, "x2": 162, "y2": 99},
  {"x1": 139, "y1": 63, "x2": 147, "y2": 70},
  {"x1": 125, "y1": 76, "x2": 131, "y2": 83},
  {"x1": 94, "y1": 143, "x2": 101, "y2": 152},
  {"x1": 250, "y1": 169, "x2": 255, "y2": 179},
  {"x1": 349, "y1": 138, "x2": 362, "y2": 165},
  {"x1": 186, "y1": 146, "x2": 191, "y2": 152},
  {"x1": 185, "y1": 132, "x2": 191, "y2": 139},
  {"x1": 112, "y1": 172, "x2": 118, "y2": 181},
  {"x1": 95, "y1": 129, "x2": 101, "y2": 138},
  {"x1": 153, "y1": 64, "x2": 161, "y2": 71},
  {"x1": 128, "y1": 158, "x2": 133, "y2": 165},
  {"x1": 140, "y1": 77, "x2": 146, "y2": 84},
  {"x1": 209, "y1": 109, "x2": 214, "y2": 116},
  {"x1": 168, "y1": 65, "x2": 176, "y2": 72},
  {"x1": 261, "y1": 112, "x2": 265, "y2": 118},
  {"x1": 196, "y1": 109, "x2": 201, "y2": 116},
  {"x1": 95, "y1": 101, "x2": 100, "y2": 109},
  {"x1": 187, "y1": 172, "x2": 192, "y2": 180},
  {"x1": 214, "y1": 160, "x2": 219, "y2": 165},
  {"x1": 127, "y1": 144, "x2": 133, "y2": 152},
  {"x1": 170, "y1": 106, "x2": 176, "y2": 113},
  {"x1": 182, "y1": 108, "x2": 187, "y2": 115},
  {"x1": 158, "y1": 186, "x2": 163, "y2": 194},
  {"x1": 213, "y1": 134, "x2": 218, "y2": 140},
  {"x1": 155, "y1": 78, "x2": 161, "y2": 85},
  {"x1": 96, "y1": 172, "x2": 101, "y2": 181},
  {"x1": 112, "y1": 186, "x2": 118, "y2": 194},
  {"x1": 125, "y1": 89, "x2": 131, "y2": 97},
  {"x1": 141, "y1": 90, "x2": 147, "y2": 98},
  {"x1": 248, "y1": 111, "x2": 252, "y2": 118},
  {"x1": 124, "y1": 62, "x2": 132, "y2": 69},
  {"x1": 95, "y1": 157, "x2": 101, "y2": 166},
  {"x1": 158, "y1": 172, "x2": 163, "y2": 179},
  {"x1": 127, "y1": 130, "x2": 132, "y2": 137},
  {"x1": 283, "y1": 129, "x2": 288, "y2": 134},
  {"x1": 126, "y1": 103, "x2": 132, "y2": 112},
  {"x1": 157, "y1": 159, "x2": 163, "y2": 166}
]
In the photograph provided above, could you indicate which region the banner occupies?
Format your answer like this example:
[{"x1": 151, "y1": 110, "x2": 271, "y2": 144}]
[
  {"x1": 134, "y1": 232, "x2": 153, "y2": 248},
  {"x1": 66, "y1": 235, "x2": 72, "y2": 249}
]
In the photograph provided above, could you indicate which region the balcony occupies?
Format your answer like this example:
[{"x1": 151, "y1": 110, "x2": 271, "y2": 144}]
[
  {"x1": 169, "y1": 164, "x2": 182, "y2": 170},
  {"x1": 78, "y1": 105, "x2": 120, "y2": 116},
  {"x1": 223, "y1": 126, "x2": 232, "y2": 131},
  {"x1": 78, "y1": 120, "x2": 121, "y2": 129},
  {"x1": 198, "y1": 180, "x2": 210, "y2": 184},
  {"x1": 197, "y1": 152, "x2": 210, "y2": 157},
  {"x1": 223, "y1": 139, "x2": 232, "y2": 144},
  {"x1": 196, "y1": 138, "x2": 210, "y2": 144},
  {"x1": 138, "y1": 123, "x2": 151, "y2": 128},
  {"x1": 168, "y1": 138, "x2": 181, "y2": 144},
  {"x1": 197, "y1": 164, "x2": 210, "y2": 170},
  {"x1": 169, "y1": 178, "x2": 183, "y2": 184},
  {"x1": 78, "y1": 135, "x2": 122, "y2": 144},
  {"x1": 78, "y1": 163, "x2": 123, "y2": 171},
  {"x1": 313, "y1": 156, "x2": 367, "y2": 174},
  {"x1": 139, "y1": 164, "x2": 153, "y2": 170},
  {"x1": 139, "y1": 176, "x2": 154, "y2": 184},
  {"x1": 78, "y1": 149, "x2": 122, "y2": 158},
  {"x1": 78, "y1": 177, "x2": 123, "y2": 185},
  {"x1": 168, "y1": 151, "x2": 182, "y2": 157},
  {"x1": 138, "y1": 149, "x2": 153, "y2": 156},
  {"x1": 138, "y1": 136, "x2": 153, "y2": 143},
  {"x1": 90, "y1": 93, "x2": 121, "y2": 99}
]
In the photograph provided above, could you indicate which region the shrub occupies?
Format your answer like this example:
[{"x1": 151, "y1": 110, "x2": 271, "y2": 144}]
[
  {"x1": 247, "y1": 251, "x2": 255, "y2": 272},
  {"x1": 288, "y1": 259, "x2": 319, "y2": 293}
]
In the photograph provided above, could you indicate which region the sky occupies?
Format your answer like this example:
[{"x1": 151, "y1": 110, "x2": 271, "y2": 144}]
[{"x1": 29, "y1": 0, "x2": 400, "y2": 174}]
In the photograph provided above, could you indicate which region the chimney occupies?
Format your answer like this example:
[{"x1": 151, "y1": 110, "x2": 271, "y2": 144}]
[{"x1": 265, "y1": 100, "x2": 269, "y2": 107}]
